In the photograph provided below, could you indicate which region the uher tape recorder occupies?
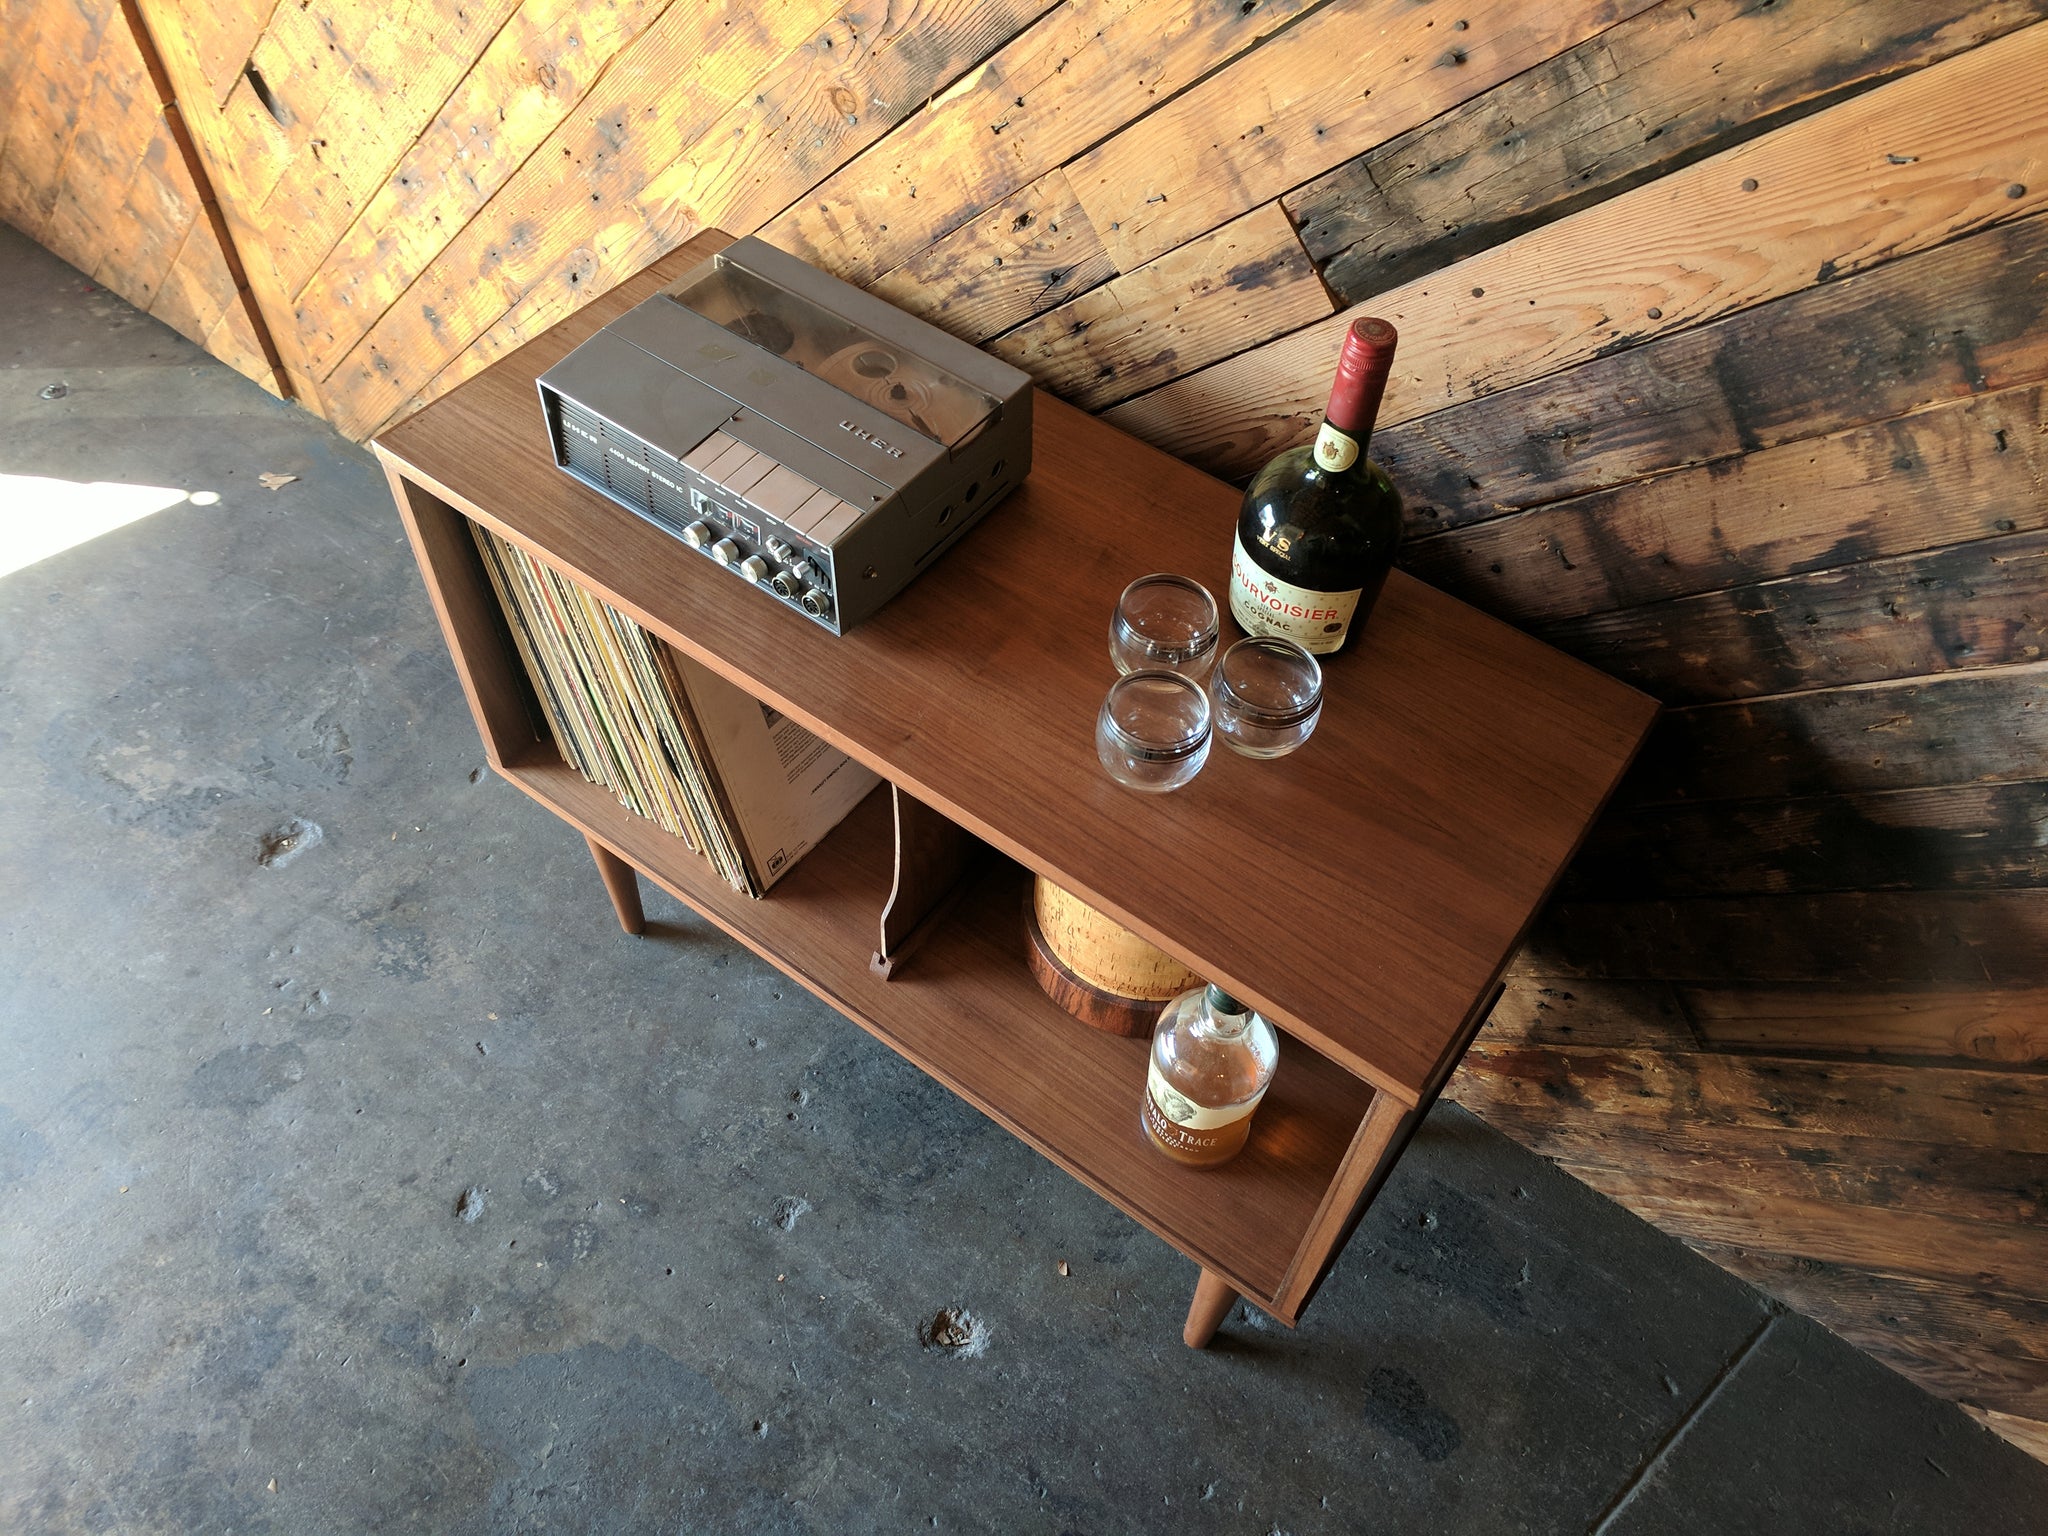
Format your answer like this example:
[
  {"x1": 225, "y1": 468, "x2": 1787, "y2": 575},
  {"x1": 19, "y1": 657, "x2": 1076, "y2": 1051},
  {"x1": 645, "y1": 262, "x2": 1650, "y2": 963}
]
[{"x1": 537, "y1": 236, "x2": 1033, "y2": 634}]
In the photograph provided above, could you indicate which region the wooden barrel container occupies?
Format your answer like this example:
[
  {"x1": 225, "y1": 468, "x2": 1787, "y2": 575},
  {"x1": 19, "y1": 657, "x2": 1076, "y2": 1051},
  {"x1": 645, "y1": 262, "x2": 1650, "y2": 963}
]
[{"x1": 1025, "y1": 875, "x2": 1203, "y2": 1037}]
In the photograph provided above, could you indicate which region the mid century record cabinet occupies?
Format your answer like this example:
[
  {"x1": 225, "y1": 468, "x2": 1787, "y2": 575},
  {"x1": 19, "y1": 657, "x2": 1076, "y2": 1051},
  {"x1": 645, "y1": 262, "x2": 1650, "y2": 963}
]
[{"x1": 373, "y1": 229, "x2": 1657, "y2": 1346}]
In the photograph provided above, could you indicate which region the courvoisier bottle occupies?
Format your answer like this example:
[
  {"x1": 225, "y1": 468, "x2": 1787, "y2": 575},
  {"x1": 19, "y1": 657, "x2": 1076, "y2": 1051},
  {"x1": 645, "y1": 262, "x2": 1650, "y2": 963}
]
[
  {"x1": 1141, "y1": 982, "x2": 1279, "y2": 1168},
  {"x1": 1230, "y1": 316, "x2": 1403, "y2": 655}
]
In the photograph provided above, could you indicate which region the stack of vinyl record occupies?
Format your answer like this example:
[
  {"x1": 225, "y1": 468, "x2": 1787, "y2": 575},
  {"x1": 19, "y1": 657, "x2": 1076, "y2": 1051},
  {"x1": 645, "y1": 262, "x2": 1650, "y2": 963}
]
[
  {"x1": 472, "y1": 523, "x2": 744, "y2": 886},
  {"x1": 470, "y1": 524, "x2": 877, "y2": 897}
]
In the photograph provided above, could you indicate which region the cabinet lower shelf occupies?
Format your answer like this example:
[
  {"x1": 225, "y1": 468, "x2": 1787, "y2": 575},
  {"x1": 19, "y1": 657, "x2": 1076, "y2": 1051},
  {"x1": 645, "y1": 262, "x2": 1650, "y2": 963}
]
[{"x1": 497, "y1": 746, "x2": 1375, "y2": 1307}]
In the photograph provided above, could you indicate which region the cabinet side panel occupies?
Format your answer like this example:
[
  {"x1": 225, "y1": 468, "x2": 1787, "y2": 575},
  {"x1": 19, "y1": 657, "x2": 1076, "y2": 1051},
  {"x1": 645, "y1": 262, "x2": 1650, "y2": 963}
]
[{"x1": 379, "y1": 459, "x2": 547, "y2": 768}]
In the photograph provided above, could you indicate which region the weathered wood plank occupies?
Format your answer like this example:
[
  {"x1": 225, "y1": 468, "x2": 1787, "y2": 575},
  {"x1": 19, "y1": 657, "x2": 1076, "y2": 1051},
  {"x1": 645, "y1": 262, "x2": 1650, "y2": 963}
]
[
  {"x1": 112, "y1": 0, "x2": 303, "y2": 399},
  {"x1": 1401, "y1": 382, "x2": 2048, "y2": 624},
  {"x1": 82, "y1": 23, "x2": 196, "y2": 313},
  {"x1": 1567, "y1": 781, "x2": 2048, "y2": 900},
  {"x1": 1535, "y1": 527, "x2": 2048, "y2": 705},
  {"x1": 202, "y1": 58, "x2": 296, "y2": 218},
  {"x1": 317, "y1": 0, "x2": 842, "y2": 427},
  {"x1": 1562, "y1": 1163, "x2": 2048, "y2": 1298},
  {"x1": 987, "y1": 201, "x2": 1332, "y2": 411},
  {"x1": 257, "y1": 0, "x2": 524, "y2": 298},
  {"x1": 102, "y1": 131, "x2": 196, "y2": 310},
  {"x1": 203, "y1": 277, "x2": 281, "y2": 392},
  {"x1": 132, "y1": 0, "x2": 327, "y2": 402},
  {"x1": 330, "y1": 0, "x2": 1054, "y2": 438},
  {"x1": 293, "y1": 0, "x2": 673, "y2": 379},
  {"x1": 1626, "y1": 664, "x2": 2048, "y2": 807},
  {"x1": 351, "y1": 0, "x2": 1061, "y2": 435},
  {"x1": 1477, "y1": 974, "x2": 1697, "y2": 1050},
  {"x1": 759, "y1": 0, "x2": 1323, "y2": 289},
  {"x1": 1378, "y1": 211, "x2": 2048, "y2": 526},
  {"x1": 0, "y1": 0, "x2": 115, "y2": 239},
  {"x1": 866, "y1": 167, "x2": 1116, "y2": 345},
  {"x1": 1520, "y1": 890, "x2": 2048, "y2": 986},
  {"x1": 1451, "y1": 1087, "x2": 2048, "y2": 1227},
  {"x1": 1070, "y1": 0, "x2": 1659, "y2": 273},
  {"x1": 0, "y1": 0, "x2": 49, "y2": 161},
  {"x1": 1965, "y1": 1407, "x2": 2048, "y2": 1462},
  {"x1": 143, "y1": 0, "x2": 279, "y2": 108},
  {"x1": 1694, "y1": 1247, "x2": 2048, "y2": 1419},
  {"x1": 1683, "y1": 984, "x2": 2048, "y2": 1065},
  {"x1": 231, "y1": 0, "x2": 353, "y2": 210},
  {"x1": 1105, "y1": 26, "x2": 2048, "y2": 480},
  {"x1": 1292, "y1": 0, "x2": 2048, "y2": 305},
  {"x1": 149, "y1": 214, "x2": 236, "y2": 350},
  {"x1": 37, "y1": 26, "x2": 144, "y2": 280},
  {"x1": 1457, "y1": 1041, "x2": 2048, "y2": 1155},
  {"x1": 65, "y1": 9, "x2": 183, "y2": 308}
]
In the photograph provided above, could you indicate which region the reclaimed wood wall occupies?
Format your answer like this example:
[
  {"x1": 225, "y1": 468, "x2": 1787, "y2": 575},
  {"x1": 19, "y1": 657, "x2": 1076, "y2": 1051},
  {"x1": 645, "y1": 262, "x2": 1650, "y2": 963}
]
[
  {"x1": 0, "y1": 0, "x2": 279, "y2": 389},
  {"x1": 5, "y1": 0, "x2": 2045, "y2": 1461}
]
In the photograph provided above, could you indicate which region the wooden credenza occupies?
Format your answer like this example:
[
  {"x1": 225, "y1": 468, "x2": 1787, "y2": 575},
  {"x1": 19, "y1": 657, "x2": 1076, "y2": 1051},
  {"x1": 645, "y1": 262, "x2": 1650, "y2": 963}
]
[{"x1": 373, "y1": 230, "x2": 1657, "y2": 1346}]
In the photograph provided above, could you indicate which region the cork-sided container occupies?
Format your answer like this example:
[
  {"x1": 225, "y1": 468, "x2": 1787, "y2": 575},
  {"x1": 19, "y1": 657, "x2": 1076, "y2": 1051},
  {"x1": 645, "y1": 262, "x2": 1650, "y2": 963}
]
[{"x1": 1025, "y1": 874, "x2": 1203, "y2": 1037}]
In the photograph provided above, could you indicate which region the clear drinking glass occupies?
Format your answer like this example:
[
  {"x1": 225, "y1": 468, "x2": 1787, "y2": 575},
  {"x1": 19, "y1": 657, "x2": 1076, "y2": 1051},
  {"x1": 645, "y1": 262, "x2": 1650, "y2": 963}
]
[
  {"x1": 1109, "y1": 574, "x2": 1220, "y2": 680},
  {"x1": 1096, "y1": 671, "x2": 1211, "y2": 792},
  {"x1": 1210, "y1": 636, "x2": 1322, "y2": 758}
]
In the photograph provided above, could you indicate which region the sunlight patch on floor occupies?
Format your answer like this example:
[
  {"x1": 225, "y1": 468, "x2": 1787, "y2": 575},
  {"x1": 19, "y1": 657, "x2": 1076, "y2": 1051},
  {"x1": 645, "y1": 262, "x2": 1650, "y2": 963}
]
[{"x1": 0, "y1": 473, "x2": 211, "y2": 578}]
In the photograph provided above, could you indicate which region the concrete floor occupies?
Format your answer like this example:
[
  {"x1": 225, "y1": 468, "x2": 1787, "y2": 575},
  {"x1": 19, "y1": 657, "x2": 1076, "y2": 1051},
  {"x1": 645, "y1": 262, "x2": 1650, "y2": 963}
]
[{"x1": 2, "y1": 222, "x2": 2045, "y2": 1536}]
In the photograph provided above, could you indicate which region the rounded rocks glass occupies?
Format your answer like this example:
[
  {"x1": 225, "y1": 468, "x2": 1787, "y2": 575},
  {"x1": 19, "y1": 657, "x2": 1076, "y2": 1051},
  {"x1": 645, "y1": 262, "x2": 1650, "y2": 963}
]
[
  {"x1": 1096, "y1": 671, "x2": 1212, "y2": 792},
  {"x1": 1109, "y1": 574, "x2": 1220, "y2": 680},
  {"x1": 1210, "y1": 636, "x2": 1322, "y2": 758}
]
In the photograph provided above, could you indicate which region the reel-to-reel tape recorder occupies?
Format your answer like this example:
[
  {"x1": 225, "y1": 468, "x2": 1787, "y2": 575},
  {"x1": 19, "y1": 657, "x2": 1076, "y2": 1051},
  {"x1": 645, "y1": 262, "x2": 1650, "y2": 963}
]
[{"x1": 536, "y1": 236, "x2": 1034, "y2": 634}]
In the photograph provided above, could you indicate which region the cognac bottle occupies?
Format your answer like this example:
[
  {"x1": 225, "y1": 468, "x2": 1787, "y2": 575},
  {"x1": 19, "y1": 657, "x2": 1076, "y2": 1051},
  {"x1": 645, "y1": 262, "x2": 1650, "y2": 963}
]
[{"x1": 1231, "y1": 317, "x2": 1403, "y2": 654}]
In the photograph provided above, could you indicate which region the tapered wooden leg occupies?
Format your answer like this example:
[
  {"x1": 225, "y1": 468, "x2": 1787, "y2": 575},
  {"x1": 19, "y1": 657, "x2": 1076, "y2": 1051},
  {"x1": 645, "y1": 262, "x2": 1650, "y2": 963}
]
[
  {"x1": 586, "y1": 836, "x2": 645, "y2": 934},
  {"x1": 1183, "y1": 1268, "x2": 1240, "y2": 1348}
]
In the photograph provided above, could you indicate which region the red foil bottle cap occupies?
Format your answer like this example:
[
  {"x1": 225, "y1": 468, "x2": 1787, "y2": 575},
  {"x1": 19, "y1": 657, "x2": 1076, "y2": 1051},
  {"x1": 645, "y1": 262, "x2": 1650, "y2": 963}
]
[{"x1": 1325, "y1": 317, "x2": 1398, "y2": 439}]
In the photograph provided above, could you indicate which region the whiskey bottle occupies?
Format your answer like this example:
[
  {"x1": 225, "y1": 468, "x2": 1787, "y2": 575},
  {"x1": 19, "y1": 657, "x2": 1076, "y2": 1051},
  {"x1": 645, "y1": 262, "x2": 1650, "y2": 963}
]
[
  {"x1": 1231, "y1": 317, "x2": 1403, "y2": 654},
  {"x1": 1141, "y1": 983, "x2": 1279, "y2": 1168}
]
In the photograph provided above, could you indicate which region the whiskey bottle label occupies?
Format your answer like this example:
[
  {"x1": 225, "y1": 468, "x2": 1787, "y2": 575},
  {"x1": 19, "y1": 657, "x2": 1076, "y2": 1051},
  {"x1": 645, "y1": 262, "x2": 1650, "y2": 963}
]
[
  {"x1": 1146, "y1": 1060, "x2": 1266, "y2": 1131},
  {"x1": 1230, "y1": 531, "x2": 1362, "y2": 655}
]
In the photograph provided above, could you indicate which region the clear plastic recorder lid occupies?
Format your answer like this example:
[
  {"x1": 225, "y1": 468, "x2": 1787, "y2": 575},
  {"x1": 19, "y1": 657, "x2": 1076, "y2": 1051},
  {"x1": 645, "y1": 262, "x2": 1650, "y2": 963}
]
[{"x1": 664, "y1": 255, "x2": 999, "y2": 447}]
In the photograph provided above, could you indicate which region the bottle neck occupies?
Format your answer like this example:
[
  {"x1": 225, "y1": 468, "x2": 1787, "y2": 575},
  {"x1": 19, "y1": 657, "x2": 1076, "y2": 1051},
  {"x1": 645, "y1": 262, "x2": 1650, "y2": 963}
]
[
  {"x1": 1196, "y1": 983, "x2": 1253, "y2": 1040},
  {"x1": 1318, "y1": 317, "x2": 1398, "y2": 472}
]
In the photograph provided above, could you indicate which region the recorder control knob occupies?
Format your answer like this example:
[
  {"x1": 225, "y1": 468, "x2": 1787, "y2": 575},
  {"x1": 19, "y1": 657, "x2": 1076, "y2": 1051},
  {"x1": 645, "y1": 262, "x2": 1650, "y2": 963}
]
[
  {"x1": 710, "y1": 538, "x2": 740, "y2": 567},
  {"x1": 738, "y1": 555, "x2": 769, "y2": 584},
  {"x1": 765, "y1": 536, "x2": 795, "y2": 561},
  {"x1": 681, "y1": 521, "x2": 712, "y2": 549},
  {"x1": 800, "y1": 588, "x2": 833, "y2": 620},
  {"x1": 787, "y1": 559, "x2": 818, "y2": 587}
]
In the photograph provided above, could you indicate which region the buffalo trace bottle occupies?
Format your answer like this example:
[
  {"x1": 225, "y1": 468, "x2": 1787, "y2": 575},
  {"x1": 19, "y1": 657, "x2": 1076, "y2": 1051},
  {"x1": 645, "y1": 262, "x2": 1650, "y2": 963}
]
[
  {"x1": 1230, "y1": 317, "x2": 1403, "y2": 655},
  {"x1": 1141, "y1": 983, "x2": 1279, "y2": 1168}
]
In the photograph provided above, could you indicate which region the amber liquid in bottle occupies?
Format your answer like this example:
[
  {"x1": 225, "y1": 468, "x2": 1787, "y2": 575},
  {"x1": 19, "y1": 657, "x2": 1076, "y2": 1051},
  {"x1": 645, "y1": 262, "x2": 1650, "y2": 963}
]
[
  {"x1": 1141, "y1": 1076, "x2": 1260, "y2": 1166},
  {"x1": 1141, "y1": 984, "x2": 1279, "y2": 1168}
]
